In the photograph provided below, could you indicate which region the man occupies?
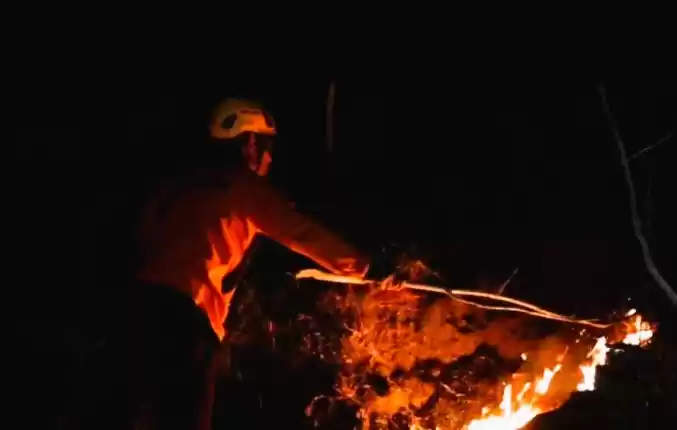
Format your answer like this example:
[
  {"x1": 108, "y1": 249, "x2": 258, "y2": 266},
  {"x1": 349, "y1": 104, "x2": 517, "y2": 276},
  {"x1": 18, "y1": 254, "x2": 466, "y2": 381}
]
[{"x1": 126, "y1": 98, "x2": 370, "y2": 429}]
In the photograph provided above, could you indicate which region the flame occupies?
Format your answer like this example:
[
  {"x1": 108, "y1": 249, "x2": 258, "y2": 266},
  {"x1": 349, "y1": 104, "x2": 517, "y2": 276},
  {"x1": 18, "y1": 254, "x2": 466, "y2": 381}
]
[
  {"x1": 308, "y1": 278, "x2": 656, "y2": 430},
  {"x1": 449, "y1": 310, "x2": 652, "y2": 429},
  {"x1": 620, "y1": 310, "x2": 654, "y2": 346}
]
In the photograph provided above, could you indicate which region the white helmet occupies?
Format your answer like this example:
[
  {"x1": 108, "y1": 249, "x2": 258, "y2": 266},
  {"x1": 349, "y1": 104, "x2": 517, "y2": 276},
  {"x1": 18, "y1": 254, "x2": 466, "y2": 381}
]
[{"x1": 209, "y1": 98, "x2": 276, "y2": 139}]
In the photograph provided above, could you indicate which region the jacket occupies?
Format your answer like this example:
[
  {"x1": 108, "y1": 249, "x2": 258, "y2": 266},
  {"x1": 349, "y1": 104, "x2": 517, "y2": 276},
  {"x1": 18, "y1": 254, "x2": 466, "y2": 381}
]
[{"x1": 136, "y1": 166, "x2": 368, "y2": 340}]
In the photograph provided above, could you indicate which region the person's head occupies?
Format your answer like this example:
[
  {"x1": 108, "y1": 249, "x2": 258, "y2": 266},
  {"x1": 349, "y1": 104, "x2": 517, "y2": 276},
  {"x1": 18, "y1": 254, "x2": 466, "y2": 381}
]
[{"x1": 209, "y1": 98, "x2": 277, "y2": 176}]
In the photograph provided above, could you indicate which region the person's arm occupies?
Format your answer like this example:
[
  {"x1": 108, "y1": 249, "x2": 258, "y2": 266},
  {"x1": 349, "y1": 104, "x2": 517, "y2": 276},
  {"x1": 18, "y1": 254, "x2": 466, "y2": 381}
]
[{"x1": 224, "y1": 170, "x2": 369, "y2": 277}]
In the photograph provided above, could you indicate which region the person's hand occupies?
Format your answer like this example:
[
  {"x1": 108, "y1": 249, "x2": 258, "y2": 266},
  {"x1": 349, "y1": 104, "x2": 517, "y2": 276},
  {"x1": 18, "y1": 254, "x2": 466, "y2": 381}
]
[
  {"x1": 365, "y1": 253, "x2": 433, "y2": 291},
  {"x1": 336, "y1": 257, "x2": 370, "y2": 279},
  {"x1": 365, "y1": 256, "x2": 408, "y2": 291}
]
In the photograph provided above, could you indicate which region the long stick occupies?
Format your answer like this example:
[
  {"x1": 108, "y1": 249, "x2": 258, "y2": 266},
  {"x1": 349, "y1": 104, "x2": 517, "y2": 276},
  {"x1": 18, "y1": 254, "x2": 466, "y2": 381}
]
[{"x1": 295, "y1": 269, "x2": 610, "y2": 328}]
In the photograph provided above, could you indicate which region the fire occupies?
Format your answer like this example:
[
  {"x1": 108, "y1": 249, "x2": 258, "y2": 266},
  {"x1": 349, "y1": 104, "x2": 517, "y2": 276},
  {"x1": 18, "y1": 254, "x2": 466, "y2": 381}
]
[
  {"x1": 308, "y1": 278, "x2": 655, "y2": 430},
  {"x1": 466, "y1": 310, "x2": 653, "y2": 429},
  {"x1": 576, "y1": 336, "x2": 609, "y2": 392},
  {"x1": 620, "y1": 309, "x2": 654, "y2": 346},
  {"x1": 441, "y1": 311, "x2": 652, "y2": 430}
]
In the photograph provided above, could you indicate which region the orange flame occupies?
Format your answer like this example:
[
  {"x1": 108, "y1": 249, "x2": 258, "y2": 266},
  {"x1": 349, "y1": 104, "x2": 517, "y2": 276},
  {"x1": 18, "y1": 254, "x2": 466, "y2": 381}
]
[
  {"x1": 462, "y1": 309, "x2": 653, "y2": 429},
  {"x1": 309, "y1": 279, "x2": 655, "y2": 430}
]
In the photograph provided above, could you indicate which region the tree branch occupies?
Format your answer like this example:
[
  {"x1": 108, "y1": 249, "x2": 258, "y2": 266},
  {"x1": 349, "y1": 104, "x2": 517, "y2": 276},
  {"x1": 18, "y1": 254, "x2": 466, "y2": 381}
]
[
  {"x1": 598, "y1": 84, "x2": 677, "y2": 307},
  {"x1": 326, "y1": 80, "x2": 336, "y2": 153},
  {"x1": 630, "y1": 131, "x2": 673, "y2": 162}
]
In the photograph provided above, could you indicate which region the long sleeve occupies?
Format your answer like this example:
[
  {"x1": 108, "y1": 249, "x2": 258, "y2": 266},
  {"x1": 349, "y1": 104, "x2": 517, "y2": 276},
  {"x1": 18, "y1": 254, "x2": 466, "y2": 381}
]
[{"x1": 222, "y1": 170, "x2": 369, "y2": 277}]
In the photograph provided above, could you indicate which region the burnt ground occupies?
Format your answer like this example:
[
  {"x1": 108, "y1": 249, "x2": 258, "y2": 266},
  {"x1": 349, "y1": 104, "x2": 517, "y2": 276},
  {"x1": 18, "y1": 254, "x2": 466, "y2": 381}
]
[{"x1": 9, "y1": 73, "x2": 677, "y2": 429}]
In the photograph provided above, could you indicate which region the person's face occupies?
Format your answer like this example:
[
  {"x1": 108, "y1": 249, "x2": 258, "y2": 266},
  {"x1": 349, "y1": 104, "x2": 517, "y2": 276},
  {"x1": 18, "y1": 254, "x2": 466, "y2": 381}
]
[{"x1": 242, "y1": 132, "x2": 273, "y2": 176}]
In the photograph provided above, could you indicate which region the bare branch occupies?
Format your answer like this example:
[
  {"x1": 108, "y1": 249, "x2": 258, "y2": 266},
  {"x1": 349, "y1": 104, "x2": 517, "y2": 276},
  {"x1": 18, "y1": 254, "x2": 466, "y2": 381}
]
[
  {"x1": 326, "y1": 80, "x2": 336, "y2": 153},
  {"x1": 497, "y1": 267, "x2": 519, "y2": 295},
  {"x1": 598, "y1": 84, "x2": 677, "y2": 307},
  {"x1": 630, "y1": 131, "x2": 673, "y2": 161}
]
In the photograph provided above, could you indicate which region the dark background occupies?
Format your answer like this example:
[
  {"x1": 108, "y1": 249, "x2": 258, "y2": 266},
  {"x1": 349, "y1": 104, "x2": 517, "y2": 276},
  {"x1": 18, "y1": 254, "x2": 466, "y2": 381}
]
[{"x1": 8, "y1": 71, "x2": 676, "y2": 427}]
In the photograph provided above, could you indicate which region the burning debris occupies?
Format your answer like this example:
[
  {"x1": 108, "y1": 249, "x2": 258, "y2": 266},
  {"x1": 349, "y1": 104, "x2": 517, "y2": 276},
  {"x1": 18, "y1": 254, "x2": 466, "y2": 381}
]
[
  {"x1": 293, "y1": 270, "x2": 657, "y2": 430},
  {"x1": 224, "y1": 262, "x2": 663, "y2": 430}
]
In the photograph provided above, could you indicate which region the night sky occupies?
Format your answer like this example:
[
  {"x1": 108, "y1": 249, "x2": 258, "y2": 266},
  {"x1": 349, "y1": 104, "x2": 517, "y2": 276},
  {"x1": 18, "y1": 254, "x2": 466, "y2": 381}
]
[{"x1": 9, "y1": 71, "x2": 676, "y2": 426}]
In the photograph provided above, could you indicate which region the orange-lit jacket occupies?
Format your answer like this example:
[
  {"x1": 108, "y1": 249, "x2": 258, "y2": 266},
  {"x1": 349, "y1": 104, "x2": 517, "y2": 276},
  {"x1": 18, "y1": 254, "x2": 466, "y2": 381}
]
[{"x1": 136, "y1": 167, "x2": 368, "y2": 340}]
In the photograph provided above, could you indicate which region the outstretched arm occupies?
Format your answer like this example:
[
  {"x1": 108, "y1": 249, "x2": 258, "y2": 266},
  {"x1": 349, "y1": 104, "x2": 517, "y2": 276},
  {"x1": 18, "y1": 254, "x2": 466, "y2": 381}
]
[{"x1": 224, "y1": 170, "x2": 369, "y2": 277}]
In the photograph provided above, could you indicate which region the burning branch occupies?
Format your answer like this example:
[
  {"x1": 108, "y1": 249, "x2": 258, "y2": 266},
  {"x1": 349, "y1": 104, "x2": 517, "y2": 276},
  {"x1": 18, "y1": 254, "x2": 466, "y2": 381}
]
[{"x1": 598, "y1": 84, "x2": 677, "y2": 307}]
